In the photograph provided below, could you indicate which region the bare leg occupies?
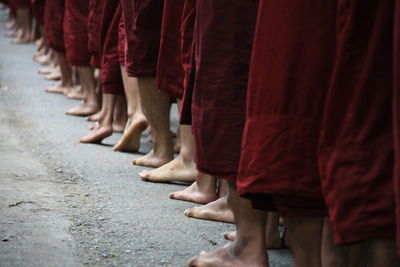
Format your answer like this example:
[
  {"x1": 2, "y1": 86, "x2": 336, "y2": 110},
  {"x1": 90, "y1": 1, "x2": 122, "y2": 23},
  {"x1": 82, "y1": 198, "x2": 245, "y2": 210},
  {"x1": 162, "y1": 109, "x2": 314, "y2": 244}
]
[
  {"x1": 112, "y1": 95, "x2": 127, "y2": 132},
  {"x1": 113, "y1": 66, "x2": 147, "y2": 152},
  {"x1": 321, "y1": 220, "x2": 343, "y2": 267},
  {"x1": 12, "y1": 8, "x2": 31, "y2": 44},
  {"x1": 80, "y1": 93, "x2": 115, "y2": 143},
  {"x1": 66, "y1": 67, "x2": 99, "y2": 116},
  {"x1": 224, "y1": 212, "x2": 282, "y2": 250},
  {"x1": 131, "y1": 77, "x2": 173, "y2": 167},
  {"x1": 169, "y1": 173, "x2": 218, "y2": 204},
  {"x1": 368, "y1": 239, "x2": 400, "y2": 267},
  {"x1": 285, "y1": 217, "x2": 324, "y2": 267},
  {"x1": 46, "y1": 51, "x2": 73, "y2": 94},
  {"x1": 188, "y1": 183, "x2": 269, "y2": 267}
]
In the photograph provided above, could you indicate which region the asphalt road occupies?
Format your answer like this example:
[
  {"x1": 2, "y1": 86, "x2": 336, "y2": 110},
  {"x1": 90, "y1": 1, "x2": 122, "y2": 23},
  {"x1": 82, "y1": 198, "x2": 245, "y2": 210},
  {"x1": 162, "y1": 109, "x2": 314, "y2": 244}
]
[{"x1": 0, "y1": 9, "x2": 293, "y2": 267}]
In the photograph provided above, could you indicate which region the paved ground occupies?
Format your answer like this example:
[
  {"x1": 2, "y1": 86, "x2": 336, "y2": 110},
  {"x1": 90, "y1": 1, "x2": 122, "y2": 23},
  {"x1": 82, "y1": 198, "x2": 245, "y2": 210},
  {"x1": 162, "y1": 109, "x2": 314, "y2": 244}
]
[{"x1": 0, "y1": 9, "x2": 293, "y2": 267}]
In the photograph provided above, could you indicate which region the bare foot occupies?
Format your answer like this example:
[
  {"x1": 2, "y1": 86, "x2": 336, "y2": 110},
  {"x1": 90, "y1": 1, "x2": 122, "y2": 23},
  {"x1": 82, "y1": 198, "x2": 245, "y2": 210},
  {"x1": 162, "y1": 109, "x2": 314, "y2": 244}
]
[
  {"x1": 139, "y1": 155, "x2": 196, "y2": 182},
  {"x1": 188, "y1": 242, "x2": 267, "y2": 267},
  {"x1": 184, "y1": 196, "x2": 234, "y2": 223},
  {"x1": 37, "y1": 66, "x2": 53, "y2": 75},
  {"x1": 66, "y1": 88, "x2": 84, "y2": 100},
  {"x1": 45, "y1": 82, "x2": 69, "y2": 94},
  {"x1": 86, "y1": 110, "x2": 104, "y2": 122},
  {"x1": 169, "y1": 181, "x2": 218, "y2": 204},
  {"x1": 12, "y1": 31, "x2": 31, "y2": 44},
  {"x1": 45, "y1": 68, "x2": 61, "y2": 81},
  {"x1": 80, "y1": 123, "x2": 113, "y2": 143},
  {"x1": 113, "y1": 116, "x2": 147, "y2": 152},
  {"x1": 132, "y1": 149, "x2": 173, "y2": 168},
  {"x1": 65, "y1": 101, "x2": 99, "y2": 116},
  {"x1": 5, "y1": 30, "x2": 17, "y2": 38}
]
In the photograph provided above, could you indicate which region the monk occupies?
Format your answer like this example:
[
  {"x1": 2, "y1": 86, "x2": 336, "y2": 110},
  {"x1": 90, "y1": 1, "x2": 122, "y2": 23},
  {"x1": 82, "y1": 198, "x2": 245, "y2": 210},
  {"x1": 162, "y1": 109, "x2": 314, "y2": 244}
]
[
  {"x1": 319, "y1": 0, "x2": 399, "y2": 265},
  {"x1": 183, "y1": 1, "x2": 271, "y2": 266},
  {"x1": 43, "y1": 0, "x2": 74, "y2": 95},
  {"x1": 80, "y1": 0, "x2": 127, "y2": 143},
  {"x1": 112, "y1": 13, "x2": 148, "y2": 153},
  {"x1": 121, "y1": 0, "x2": 174, "y2": 168},
  {"x1": 64, "y1": 0, "x2": 99, "y2": 116}
]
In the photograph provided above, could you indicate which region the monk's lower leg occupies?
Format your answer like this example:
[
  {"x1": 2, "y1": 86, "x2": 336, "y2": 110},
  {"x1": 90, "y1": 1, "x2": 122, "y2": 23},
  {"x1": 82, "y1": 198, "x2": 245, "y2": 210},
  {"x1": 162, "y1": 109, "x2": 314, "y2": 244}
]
[
  {"x1": 367, "y1": 238, "x2": 399, "y2": 267},
  {"x1": 13, "y1": 8, "x2": 31, "y2": 43},
  {"x1": 132, "y1": 77, "x2": 173, "y2": 167},
  {"x1": 285, "y1": 216, "x2": 324, "y2": 267},
  {"x1": 321, "y1": 220, "x2": 343, "y2": 267},
  {"x1": 112, "y1": 95, "x2": 127, "y2": 132},
  {"x1": 188, "y1": 183, "x2": 268, "y2": 267},
  {"x1": 80, "y1": 93, "x2": 115, "y2": 143},
  {"x1": 66, "y1": 67, "x2": 99, "y2": 116},
  {"x1": 113, "y1": 67, "x2": 147, "y2": 152},
  {"x1": 46, "y1": 52, "x2": 73, "y2": 94}
]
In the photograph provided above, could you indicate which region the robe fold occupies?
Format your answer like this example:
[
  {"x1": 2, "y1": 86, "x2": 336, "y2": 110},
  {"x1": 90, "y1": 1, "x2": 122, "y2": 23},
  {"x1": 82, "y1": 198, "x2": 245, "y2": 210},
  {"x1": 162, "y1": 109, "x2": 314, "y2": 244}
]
[
  {"x1": 121, "y1": 0, "x2": 164, "y2": 78},
  {"x1": 156, "y1": 0, "x2": 185, "y2": 99},
  {"x1": 237, "y1": 0, "x2": 336, "y2": 217},
  {"x1": 191, "y1": 0, "x2": 259, "y2": 181},
  {"x1": 319, "y1": 0, "x2": 396, "y2": 245},
  {"x1": 99, "y1": 0, "x2": 124, "y2": 95},
  {"x1": 44, "y1": 0, "x2": 65, "y2": 53},
  {"x1": 31, "y1": 0, "x2": 44, "y2": 25},
  {"x1": 64, "y1": 0, "x2": 90, "y2": 66}
]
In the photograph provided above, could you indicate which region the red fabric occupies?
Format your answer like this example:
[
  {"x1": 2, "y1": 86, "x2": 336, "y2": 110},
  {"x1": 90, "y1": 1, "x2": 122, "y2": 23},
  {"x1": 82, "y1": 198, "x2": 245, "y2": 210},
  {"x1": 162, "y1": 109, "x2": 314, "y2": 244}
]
[
  {"x1": 394, "y1": 0, "x2": 400, "y2": 256},
  {"x1": 31, "y1": 0, "x2": 44, "y2": 25},
  {"x1": 99, "y1": 0, "x2": 124, "y2": 95},
  {"x1": 191, "y1": 0, "x2": 258, "y2": 181},
  {"x1": 63, "y1": 0, "x2": 90, "y2": 66},
  {"x1": 121, "y1": 0, "x2": 163, "y2": 78},
  {"x1": 320, "y1": 0, "x2": 396, "y2": 245},
  {"x1": 156, "y1": 0, "x2": 185, "y2": 99},
  {"x1": 12, "y1": 0, "x2": 30, "y2": 8},
  {"x1": 118, "y1": 15, "x2": 125, "y2": 66},
  {"x1": 237, "y1": 0, "x2": 335, "y2": 216},
  {"x1": 88, "y1": 0, "x2": 103, "y2": 68},
  {"x1": 178, "y1": 0, "x2": 196, "y2": 124},
  {"x1": 44, "y1": 0, "x2": 65, "y2": 53}
]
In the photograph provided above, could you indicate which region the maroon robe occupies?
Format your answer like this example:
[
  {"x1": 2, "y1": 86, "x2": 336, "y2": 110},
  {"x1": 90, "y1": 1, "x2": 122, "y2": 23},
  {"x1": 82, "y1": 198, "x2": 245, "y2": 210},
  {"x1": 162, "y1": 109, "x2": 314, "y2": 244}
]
[
  {"x1": 118, "y1": 15, "x2": 125, "y2": 66},
  {"x1": 190, "y1": 0, "x2": 258, "y2": 181},
  {"x1": 88, "y1": 0, "x2": 103, "y2": 68},
  {"x1": 394, "y1": 0, "x2": 400, "y2": 256},
  {"x1": 237, "y1": 0, "x2": 335, "y2": 216},
  {"x1": 121, "y1": 0, "x2": 163, "y2": 78},
  {"x1": 11, "y1": 0, "x2": 30, "y2": 8},
  {"x1": 99, "y1": 0, "x2": 124, "y2": 95},
  {"x1": 44, "y1": 0, "x2": 65, "y2": 53},
  {"x1": 63, "y1": 0, "x2": 90, "y2": 66},
  {"x1": 31, "y1": 0, "x2": 44, "y2": 25},
  {"x1": 156, "y1": 0, "x2": 185, "y2": 99},
  {"x1": 320, "y1": 0, "x2": 396, "y2": 245}
]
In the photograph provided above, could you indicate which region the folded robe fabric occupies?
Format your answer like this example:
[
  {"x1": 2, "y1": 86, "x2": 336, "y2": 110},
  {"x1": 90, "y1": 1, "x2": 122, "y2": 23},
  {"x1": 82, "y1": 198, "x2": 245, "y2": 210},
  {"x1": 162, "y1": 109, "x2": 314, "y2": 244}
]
[
  {"x1": 44, "y1": 0, "x2": 65, "y2": 53},
  {"x1": 394, "y1": 0, "x2": 400, "y2": 256},
  {"x1": 319, "y1": 0, "x2": 396, "y2": 245},
  {"x1": 121, "y1": 0, "x2": 163, "y2": 78},
  {"x1": 31, "y1": 0, "x2": 44, "y2": 25},
  {"x1": 191, "y1": 0, "x2": 259, "y2": 181},
  {"x1": 99, "y1": 0, "x2": 124, "y2": 95},
  {"x1": 12, "y1": 0, "x2": 30, "y2": 8},
  {"x1": 237, "y1": 0, "x2": 335, "y2": 216},
  {"x1": 63, "y1": 0, "x2": 90, "y2": 67},
  {"x1": 156, "y1": 0, "x2": 185, "y2": 99},
  {"x1": 88, "y1": 0, "x2": 103, "y2": 68}
]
